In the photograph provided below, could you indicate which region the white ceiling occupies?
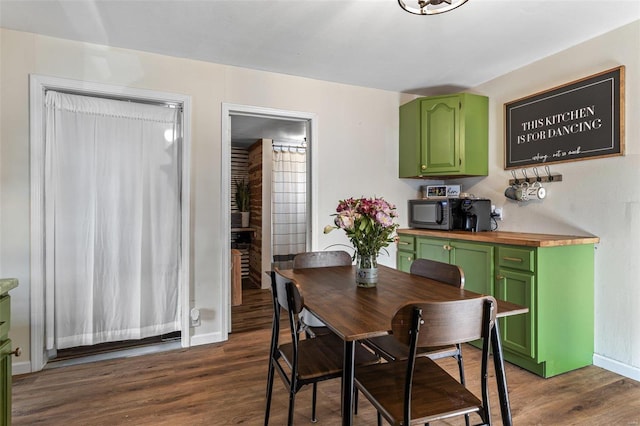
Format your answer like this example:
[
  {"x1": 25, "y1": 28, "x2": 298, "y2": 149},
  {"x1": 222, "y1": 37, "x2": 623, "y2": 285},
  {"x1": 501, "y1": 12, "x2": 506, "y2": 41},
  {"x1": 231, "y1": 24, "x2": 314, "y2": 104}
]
[{"x1": 1, "y1": 0, "x2": 639, "y2": 143}]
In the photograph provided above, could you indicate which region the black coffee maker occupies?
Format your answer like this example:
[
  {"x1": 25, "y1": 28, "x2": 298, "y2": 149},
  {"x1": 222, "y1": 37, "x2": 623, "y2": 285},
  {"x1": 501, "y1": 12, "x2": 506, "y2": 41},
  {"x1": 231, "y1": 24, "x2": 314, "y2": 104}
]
[{"x1": 454, "y1": 199, "x2": 491, "y2": 232}]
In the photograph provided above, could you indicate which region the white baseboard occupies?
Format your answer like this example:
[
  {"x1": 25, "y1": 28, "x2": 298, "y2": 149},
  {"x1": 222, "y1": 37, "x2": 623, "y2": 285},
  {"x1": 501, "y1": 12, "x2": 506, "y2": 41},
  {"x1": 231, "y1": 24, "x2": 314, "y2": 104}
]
[
  {"x1": 190, "y1": 331, "x2": 225, "y2": 347},
  {"x1": 12, "y1": 360, "x2": 33, "y2": 376},
  {"x1": 593, "y1": 354, "x2": 640, "y2": 382},
  {"x1": 11, "y1": 333, "x2": 228, "y2": 376},
  {"x1": 11, "y1": 333, "x2": 227, "y2": 376}
]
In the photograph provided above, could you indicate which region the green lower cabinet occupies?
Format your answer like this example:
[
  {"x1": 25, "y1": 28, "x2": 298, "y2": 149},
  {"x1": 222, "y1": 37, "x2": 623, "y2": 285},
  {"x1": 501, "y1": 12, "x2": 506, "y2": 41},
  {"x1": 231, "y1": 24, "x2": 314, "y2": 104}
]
[
  {"x1": 416, "y1": 237, "x2": 494, "y2": 295},
  {"x1": 403, "y1": 233, "x2": 595, "y2": 378},
  {"x1": 495, "y1": 244, "x2": 594, "y2": 378},
  {"x1": 0, "y1": 280, "x2": 18, "y2": 426},
  {"x1": 397, "y1": 250, "x2": 414, "y2": 273},
  {"x1": 0, "y1": 339, "x2": 10, "y2": 426},
  {"x1": 495, "y1": 268, "x2": 535, "y2": 358},
  {"x1": 450, "y1": 241, "x2": 494, "y2": 295},
  {"x1": 396, "y1": 235, "x2": 416, "y2": 273}
]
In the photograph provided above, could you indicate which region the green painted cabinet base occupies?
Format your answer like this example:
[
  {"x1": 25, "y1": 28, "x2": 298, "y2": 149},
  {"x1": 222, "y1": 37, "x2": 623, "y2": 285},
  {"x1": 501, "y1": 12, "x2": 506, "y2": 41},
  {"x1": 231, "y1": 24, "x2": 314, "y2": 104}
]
[
  {"x1": 0, "y1": 279, "x2": 18, "y2": 426},
  {"x1": 398, "y1": 233, "x2": 595, "y2": 378},
  {"x1": 496, "y1": 243, "x2": 595, "y2": 378},
  {"x1": 0, "y1": 339, "x2": 10, "y2": 425}
]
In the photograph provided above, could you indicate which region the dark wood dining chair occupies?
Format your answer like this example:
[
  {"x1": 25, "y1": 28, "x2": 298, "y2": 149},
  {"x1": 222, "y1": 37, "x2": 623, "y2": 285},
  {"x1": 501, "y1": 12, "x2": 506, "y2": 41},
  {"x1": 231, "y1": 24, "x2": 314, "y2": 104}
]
[
  {"x1": 364, "y1": 258, "x2": 466, "y2": 362},
  {"x1": 355, "y1": 296, "x2": 498, "y2": 426},
  {"x1": 293, "y1": 250, "x2": 352, "y2": 337},
  {"x1": 264, "y1": 269, "x2": 377, "y2": 425},
  {"x1": 363, "y1": 258, "x2": 469, "y2": 425}
]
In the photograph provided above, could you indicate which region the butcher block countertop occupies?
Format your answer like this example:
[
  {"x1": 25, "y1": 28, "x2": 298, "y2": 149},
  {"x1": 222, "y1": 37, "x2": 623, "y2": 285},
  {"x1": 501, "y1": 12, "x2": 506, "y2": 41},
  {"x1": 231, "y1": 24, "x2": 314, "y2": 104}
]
[
  {"x1": 0, "y1": 278, "x2": 18, "y2": 295},
  {"x1": 397, "y1": 229, "x2": 600, "y2": 248}
]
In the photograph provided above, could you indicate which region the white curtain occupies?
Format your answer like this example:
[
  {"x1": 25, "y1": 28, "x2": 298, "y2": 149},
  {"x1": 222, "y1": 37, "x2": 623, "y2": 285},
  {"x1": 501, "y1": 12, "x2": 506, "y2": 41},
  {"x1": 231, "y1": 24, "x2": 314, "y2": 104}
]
[
  {"x1": 44, "y1": 91, "x2": 181, "y2": 350},
  {"x1": 272, "y1": 146, "x2": 307, "y2": 259}
]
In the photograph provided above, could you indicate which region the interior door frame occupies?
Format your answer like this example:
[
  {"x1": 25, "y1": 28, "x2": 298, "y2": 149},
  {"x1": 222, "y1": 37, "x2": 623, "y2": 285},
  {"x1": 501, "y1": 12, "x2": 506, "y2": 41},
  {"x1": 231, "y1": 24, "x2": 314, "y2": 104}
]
[
  {"x1": 221, "y1": 103, "x2": 318, "y2": 337},
  {"x1": 29, "y1": 74, "x2": 192, "y2": 372}
]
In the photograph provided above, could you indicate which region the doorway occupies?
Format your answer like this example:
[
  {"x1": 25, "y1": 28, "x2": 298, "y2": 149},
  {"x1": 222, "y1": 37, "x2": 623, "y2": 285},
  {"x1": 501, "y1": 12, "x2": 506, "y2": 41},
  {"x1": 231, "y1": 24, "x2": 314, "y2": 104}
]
[
  {"x1": 221, "y1": 104, "x2": 318, "y2": 337},
  {"x1": 29, "y1": 75, "x2": 192, "y2": 372}
]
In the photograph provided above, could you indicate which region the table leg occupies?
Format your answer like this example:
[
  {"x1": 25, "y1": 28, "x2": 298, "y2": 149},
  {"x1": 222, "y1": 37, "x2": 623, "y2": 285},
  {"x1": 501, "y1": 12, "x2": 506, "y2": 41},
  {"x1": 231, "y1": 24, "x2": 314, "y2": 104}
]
[
  {"x1": 491, "y1": 322, "x2": 513, "y2": 426},
  {"x1": 342, "y1": 340, "x2": 355, "y2": 426}
]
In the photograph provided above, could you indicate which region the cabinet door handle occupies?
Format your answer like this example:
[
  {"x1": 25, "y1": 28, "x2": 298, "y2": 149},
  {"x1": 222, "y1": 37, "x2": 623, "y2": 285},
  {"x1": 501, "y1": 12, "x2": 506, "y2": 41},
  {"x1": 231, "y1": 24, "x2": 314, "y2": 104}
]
[
  {"x1": 421, "y1": 164, "x2": 426, "y2": 170},
  {"x1": 443, "y1": 244, "x2": 452, "y2": 251},
  {"x1": 11, "y1": 347, "x2": 22, "y2": 357},
  {"x1": 397, "y1": 241, "x2": 410, "y2": 246},
  {"x1": 407, "y1": 257, "x2": 412, "y2": 261},
  {"x1": 502, "y1": 256, "x2": 523, "y2": 263},
  {"x1": 496, "y1": 275, "x2": 504, "y2": 280}
]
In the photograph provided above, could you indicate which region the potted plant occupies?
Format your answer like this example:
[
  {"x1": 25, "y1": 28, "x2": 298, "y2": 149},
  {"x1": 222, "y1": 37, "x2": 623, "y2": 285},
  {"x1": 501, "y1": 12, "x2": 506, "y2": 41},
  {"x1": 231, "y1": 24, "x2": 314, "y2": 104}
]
[{"x1": 235, "y1": 178, "x2": 250, "y2": 227}]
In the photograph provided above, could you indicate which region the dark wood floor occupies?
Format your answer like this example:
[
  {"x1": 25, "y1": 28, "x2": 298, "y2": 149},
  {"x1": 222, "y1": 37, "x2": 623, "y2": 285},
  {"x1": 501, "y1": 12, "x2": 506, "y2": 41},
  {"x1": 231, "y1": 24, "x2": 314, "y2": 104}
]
[
  {"x1": 231, "y1": 281, "x2": 274, "y2": 334},
  {"x1": 12, "y1": 287, "x2": 640, "y2": 425}
]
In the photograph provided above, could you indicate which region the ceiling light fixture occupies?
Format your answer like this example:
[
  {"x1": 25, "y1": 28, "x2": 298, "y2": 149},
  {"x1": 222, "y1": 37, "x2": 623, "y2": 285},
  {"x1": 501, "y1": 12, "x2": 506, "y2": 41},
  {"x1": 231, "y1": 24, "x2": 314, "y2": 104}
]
[{"x1": 398, "y1": 0, "x2": 469, "y2": 15}]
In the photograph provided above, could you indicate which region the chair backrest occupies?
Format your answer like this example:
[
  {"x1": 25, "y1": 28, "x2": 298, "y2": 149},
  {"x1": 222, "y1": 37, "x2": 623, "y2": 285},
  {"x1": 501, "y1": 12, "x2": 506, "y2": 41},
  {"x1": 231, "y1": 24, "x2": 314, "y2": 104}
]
[
  {"x1": 273, "y1": 269, "x2": 304, "y2": 315},
  {"x1": 293, "y1": 250, "x2": 352, "y2": 269},
  {"x1": 409, "y1": 258, "x2": 465, "y2": 289},
  {"x1": 391, "y1": 296, "x2": 497, "y2": 425},
  {"x1": 391, "y1": 296, "x2": 497, "y2": 348}
]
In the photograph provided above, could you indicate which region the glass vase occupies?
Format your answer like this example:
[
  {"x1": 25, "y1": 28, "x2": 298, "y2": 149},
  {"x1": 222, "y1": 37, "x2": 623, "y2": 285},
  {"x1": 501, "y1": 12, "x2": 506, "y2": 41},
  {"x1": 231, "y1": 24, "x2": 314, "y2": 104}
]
[{"x1": 356, "y1": 253, "x2": 378, "y2": 288}]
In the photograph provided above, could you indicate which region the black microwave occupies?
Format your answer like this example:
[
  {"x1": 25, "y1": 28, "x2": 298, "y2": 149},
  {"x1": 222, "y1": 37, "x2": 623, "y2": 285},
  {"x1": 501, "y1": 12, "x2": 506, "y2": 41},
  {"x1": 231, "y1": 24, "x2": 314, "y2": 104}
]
[
  {"x1": 409, "y1": 198, "x2": 492, "y2": 231},
  {"x1": 408, "y1": 198, "x2": 460, "y2": 230}
]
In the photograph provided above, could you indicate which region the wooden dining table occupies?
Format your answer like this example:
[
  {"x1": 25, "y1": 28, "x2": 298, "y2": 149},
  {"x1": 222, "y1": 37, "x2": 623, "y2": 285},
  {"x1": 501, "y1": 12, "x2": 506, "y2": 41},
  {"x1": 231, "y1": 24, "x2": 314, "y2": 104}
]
[{"x1": 276, "y1": 264, "x2": 528, "y2": 426}]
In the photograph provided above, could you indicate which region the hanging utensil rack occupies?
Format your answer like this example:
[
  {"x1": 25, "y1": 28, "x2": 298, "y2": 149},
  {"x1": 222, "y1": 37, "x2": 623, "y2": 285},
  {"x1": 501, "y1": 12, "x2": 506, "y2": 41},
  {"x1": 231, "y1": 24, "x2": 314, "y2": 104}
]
[{"x1": 508, "y1": 166, "x2": 563, "y2": 185}]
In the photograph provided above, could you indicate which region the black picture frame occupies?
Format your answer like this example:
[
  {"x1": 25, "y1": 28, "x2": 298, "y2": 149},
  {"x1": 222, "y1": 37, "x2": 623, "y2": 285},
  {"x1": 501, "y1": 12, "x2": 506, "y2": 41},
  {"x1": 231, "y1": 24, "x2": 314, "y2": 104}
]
[{"x1": 505, "y1": 66, "x2": 625, "y2": 169}]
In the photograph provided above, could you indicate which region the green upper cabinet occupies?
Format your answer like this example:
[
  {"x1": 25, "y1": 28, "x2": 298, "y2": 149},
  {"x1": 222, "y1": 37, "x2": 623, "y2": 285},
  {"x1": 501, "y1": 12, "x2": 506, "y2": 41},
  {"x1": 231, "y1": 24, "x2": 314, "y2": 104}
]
[{"x1": 399, "y1": 93, "x2": 488, "y2": 178}]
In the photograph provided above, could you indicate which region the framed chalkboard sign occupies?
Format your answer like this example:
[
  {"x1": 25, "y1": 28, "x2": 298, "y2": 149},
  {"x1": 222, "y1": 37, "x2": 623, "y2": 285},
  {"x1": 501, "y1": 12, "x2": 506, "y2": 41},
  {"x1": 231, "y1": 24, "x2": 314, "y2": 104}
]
[{"x1": 505, "y1": 66, "x2": 625, "y2": 169}]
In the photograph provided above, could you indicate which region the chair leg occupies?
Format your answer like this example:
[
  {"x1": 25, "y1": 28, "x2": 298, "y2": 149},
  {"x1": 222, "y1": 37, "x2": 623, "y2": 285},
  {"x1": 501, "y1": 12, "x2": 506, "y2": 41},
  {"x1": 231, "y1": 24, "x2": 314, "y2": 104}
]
[
  {"x1": 264, "y1": 358, "x2": 275, "y2": 426},
  {"x1": 287, "y1": 388, "x2": 296, "y2": 426},
  {"x1": 377, "y1": 411, "x2": 382, "y2": 426},
  {"x1": 457, "y1": 346, "x2": 466, "y2": 384},
  {"x1": 354, "y1": 387, "x2": 358, "y2": 415},
  {"x1": 311, "y1": 382, "x2": 318, "y2": 422},
  {"x1": 456, "y1": 345, "x2": 470, "y2": 426}
]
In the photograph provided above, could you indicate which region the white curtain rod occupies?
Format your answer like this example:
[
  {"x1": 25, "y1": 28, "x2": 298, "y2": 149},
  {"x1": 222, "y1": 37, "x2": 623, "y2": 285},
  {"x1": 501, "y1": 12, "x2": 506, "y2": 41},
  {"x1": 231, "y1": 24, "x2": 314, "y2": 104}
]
[
  {"x1": 45, "y1": 88, "x2": 183, "y2": 110},
  {"x1": 272, "y1": 142, "x2": 306, "y2": 151}
]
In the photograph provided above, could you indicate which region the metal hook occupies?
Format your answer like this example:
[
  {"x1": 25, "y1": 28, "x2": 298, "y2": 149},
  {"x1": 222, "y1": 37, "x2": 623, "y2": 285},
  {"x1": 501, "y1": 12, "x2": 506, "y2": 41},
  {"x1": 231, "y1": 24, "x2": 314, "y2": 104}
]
[
  {"x1": 521, "y1": 168, "x2": 529, "y2": 183},
  {"x1": 545, "y1": 165, "x2": 553, "y2": 181},
  {"x1": 533, "y1": 167, "x2": 542, "y2": 182},
  {"x1": 511, "y1": 170, "x2": 519, "y2": 185}
]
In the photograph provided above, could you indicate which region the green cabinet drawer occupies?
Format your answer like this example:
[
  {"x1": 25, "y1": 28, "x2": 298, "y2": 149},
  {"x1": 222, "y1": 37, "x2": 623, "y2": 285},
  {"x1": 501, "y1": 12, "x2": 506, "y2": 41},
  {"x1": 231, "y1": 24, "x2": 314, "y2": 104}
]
[
  {"x1": 397, "y1": 235, "x2": 415, "y2": 252},
  {"x1": 497, "y1": 246, "x2": 535, "y2": 272},
  {"x1": 0, "y1": 295, "x2": 9, "y2": 338}
]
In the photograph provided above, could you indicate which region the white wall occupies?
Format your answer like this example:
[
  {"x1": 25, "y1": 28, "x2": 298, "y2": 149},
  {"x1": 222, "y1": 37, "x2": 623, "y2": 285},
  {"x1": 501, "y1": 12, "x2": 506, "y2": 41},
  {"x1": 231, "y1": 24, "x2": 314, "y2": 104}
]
[
  {"x1": 460, "y1": 21, "x2": 639, "y2": 379},
  {"x1": 0, "y1": 28, "x2": 421, "y2": 373}
]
